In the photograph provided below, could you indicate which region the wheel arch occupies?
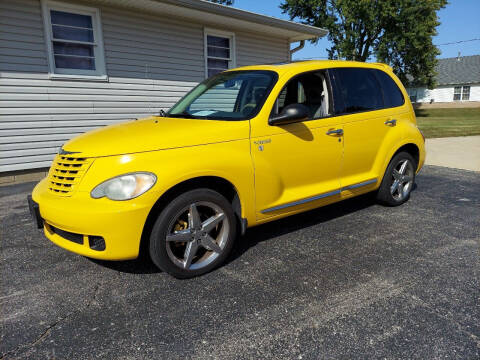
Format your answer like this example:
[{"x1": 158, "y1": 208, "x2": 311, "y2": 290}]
[
  {"x1": 378, "y1": 142, "x2": 421, "y2": 183},
  {"x1": 139, "y1": 176, "x2": 245, "y2": 258},
  {"x1": 376, "y1": 141, "x2": 421, "y2": 189},
  {"x1": 391, "y1": 143, "x2": 420, "y2": 169}
]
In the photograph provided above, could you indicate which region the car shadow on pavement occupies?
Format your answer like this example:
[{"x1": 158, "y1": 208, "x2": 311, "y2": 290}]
[
  {"x1": 226, "y1": 193, "x2": 378, "y2": 266},
  {"x1": 88, "y1": 253, "x2": 161, "y2": 274},
  {"x1": 88, "y1": 192, "x2": 379, "y2": 275}
]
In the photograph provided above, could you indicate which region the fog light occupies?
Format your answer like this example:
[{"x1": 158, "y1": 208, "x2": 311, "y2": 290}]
[{"x1": 89, "y1": 236, "x2": 106, "y2": 251}]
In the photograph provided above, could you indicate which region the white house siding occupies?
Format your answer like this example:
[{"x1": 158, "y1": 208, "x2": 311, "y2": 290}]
[
  {"x1": 0, "y1": 0, "x2": 290, "y2": 172},
  {"x1": 407, "y1": 84, "x2": 480, "y2": 103}
]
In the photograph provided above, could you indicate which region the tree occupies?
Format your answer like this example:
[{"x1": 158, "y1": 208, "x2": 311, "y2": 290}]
[
  {"x1": 280, "y1": 0, "x2": 447, "y2": 88},
  {"x1": 208, "y1": 0, "x2": 234, "y2": 5}
]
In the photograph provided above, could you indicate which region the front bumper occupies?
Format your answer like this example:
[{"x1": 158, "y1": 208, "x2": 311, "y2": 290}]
[
  {"x1": 27, "y1": 195, "x2": 43, "y2": 229},
  {"x1": 31, "y1": 178, "x2": 153, "y2": 260}
]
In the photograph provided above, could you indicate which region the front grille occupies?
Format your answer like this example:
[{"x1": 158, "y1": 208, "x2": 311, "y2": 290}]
[{"x1": 48, "y1": 155, "x2": 92, "y2": 196}]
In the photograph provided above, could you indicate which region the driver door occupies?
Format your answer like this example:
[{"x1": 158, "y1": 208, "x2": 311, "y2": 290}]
[{"x1": 251, "y1": 70, "x2": 343, "y2": 220}]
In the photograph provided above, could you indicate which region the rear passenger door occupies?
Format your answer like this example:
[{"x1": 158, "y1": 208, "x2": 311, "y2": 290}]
[{"x1": 331, "y1": 67, "x2": 404, "y2": 190}]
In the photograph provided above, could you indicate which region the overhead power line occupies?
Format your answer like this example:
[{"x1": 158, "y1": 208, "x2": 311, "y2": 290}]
[
  {"x1": 294, "y1": 38, "x2": 480, "y2": 60},
  {"x1": 435, "y1": 38, "x2": 480, "y2": 46}
]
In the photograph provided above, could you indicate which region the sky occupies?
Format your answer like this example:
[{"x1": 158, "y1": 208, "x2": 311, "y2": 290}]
[{"x1": 230, "y1": 0, "x2": 480, "y2": 60}]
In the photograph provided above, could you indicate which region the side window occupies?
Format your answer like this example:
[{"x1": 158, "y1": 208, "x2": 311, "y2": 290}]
[
  {"x1": 453, "y1": 86, "x2": 462, "y2": 101},
  {"x1": 204, "y1": 29, "x2": 236, "y2": 78},
  {"x1": 271, "y1": 71, "x2": 331, "y2": 119},
  {"x1": 462, "y1": 86, "x2": 470, "y2": 100},
  {"x1": 334, "y1": 68, "x2": 383, "y2": 113},
  {"x1": 374, "y1": 70, "x2": 404, "y2": 108},
  {"x1": 42, "y1": 1, "x2": 106, "y2": 77},
  {"x1": 407, "y1": 88, "x2": 418, "y2": 103}
]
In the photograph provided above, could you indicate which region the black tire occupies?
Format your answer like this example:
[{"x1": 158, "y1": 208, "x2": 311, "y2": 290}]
[
  {"x1": 376, "y1": 151, "x2": 416, "y2": 206},
  {"x1": 149, "y1": 188, "x2": 237, "y2": 279}
]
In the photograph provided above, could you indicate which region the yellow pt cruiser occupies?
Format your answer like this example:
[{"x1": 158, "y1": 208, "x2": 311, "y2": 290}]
[{"x1": 29, "y1": 60, "x2": 425, "y2": 278}]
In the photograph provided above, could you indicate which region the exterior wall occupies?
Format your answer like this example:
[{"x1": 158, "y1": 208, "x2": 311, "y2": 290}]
[
  {"x1": 0, "y1": 0, "x2": 290, "y2": 172},
  {"x1": 407, "y1": 84, "x2": 480, "y2": 103}
]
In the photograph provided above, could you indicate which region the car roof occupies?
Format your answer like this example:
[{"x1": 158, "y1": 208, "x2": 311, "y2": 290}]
[{"x1": 230, "y1": 60, "x2": 393, "y2": 76}]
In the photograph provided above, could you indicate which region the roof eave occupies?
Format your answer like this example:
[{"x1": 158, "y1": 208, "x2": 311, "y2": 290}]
[
  {"x1": 169, "y1": 0, "x2": 328, "y2": 40},
  {"x1": 90, "y1": 0, "x2": 327, "y2": 42},
  {"x1": 437, "y1": 81, "x2": 479, "y2": 86}
]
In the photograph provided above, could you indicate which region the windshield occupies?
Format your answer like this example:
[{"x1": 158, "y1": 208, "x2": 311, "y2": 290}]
[{"x1": 167, "y1": 70, "x2": 278, "y2": 120}]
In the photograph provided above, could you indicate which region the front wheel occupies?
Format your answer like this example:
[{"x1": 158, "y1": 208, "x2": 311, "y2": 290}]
[
  {"x1": 376, "y1": 152, "x2": 416, "y2": 206},
  {"x1": 149, "y1": 189, "x2": 237, "y2": 278}
]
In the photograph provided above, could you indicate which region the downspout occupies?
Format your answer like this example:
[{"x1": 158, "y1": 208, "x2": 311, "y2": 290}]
[{"x1": 289, "y1": 40, "x2": 305, "y2": 61}]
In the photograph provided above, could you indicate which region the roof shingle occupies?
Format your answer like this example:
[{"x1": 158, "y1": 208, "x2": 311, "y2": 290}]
[{"x1": 435, "y1": 55, "x2": 480, "y2": 85}]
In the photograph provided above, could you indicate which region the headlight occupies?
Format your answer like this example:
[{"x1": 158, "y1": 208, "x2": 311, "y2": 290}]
[{"x1": 91, "y1": 172, "x2": 156, "y2": 200}]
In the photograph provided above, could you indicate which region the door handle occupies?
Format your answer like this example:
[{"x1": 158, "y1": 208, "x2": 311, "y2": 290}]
[
  {"x1": 385, "y1": 119, "x2": 397, "y2": 126},
  {"x1": 326, "y1": 129, "x2": 343, "y2": 136}
]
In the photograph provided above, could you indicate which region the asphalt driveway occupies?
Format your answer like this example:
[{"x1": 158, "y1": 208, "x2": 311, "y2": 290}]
[{"x1": 1, "y1": 166, "x2": 479, "y2": 359}]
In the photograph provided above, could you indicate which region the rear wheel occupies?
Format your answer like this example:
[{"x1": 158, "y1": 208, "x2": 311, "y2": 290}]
[
  {"x1": 376, "y1": 152, "x2": 416, "y2": 206},
  {"x1": 149, "y1": 189, "x2": 236, "y2": 278}
]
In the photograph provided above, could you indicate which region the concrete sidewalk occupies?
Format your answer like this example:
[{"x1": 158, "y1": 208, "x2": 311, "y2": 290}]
[{"x1": 425, "y1": 135, "x2": 480, "y2": 172}]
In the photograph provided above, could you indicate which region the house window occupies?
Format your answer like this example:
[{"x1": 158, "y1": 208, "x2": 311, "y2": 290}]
[
  {"x1": 454, "y1": 86, "x2": 471, "y2": 101},
  {"x1": 462, "y1": 86, "x2": 470, "y2": 100},
  {"x1": 204, "y1": 29, "x2": 235, "y2": 78},
  {"x1": 42, "y1": 1, "x2": 106, "y2": 78},
  {"x1": 408, "y1": 89, "x2": 417, "y2": 103},
  {"x1": 453, "y1": 86, "x2": 462, "y2": 101}
]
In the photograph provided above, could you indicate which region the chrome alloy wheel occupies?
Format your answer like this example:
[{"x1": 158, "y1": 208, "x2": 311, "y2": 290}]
[
  {"x1": 390, "y1": 159, "x2": 414, "y2": 201},
  {"x1": 165, "y1": 201, "x2": 230, "y2": 271}
]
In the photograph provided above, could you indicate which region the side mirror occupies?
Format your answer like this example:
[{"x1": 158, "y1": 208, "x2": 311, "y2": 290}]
[{"x1": 269, "y1": 103, "x2": 310, "y2": 126}]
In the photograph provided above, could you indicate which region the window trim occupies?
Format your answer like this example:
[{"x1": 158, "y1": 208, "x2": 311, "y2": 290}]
[
  {"x1": 41, "y1": 0, "x2": 107, "y2": 80},
  {"x1": 204, "y1": 27, "x2": 236, "y2": 79}
]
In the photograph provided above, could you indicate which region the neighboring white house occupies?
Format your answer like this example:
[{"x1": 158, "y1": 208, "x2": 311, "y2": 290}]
[
  {"x1": 0, "y1": 0, "x2": 327, "y2": 173},
  {"x1": 406, "y1": 55, "x2": 480, "y2": 103}
]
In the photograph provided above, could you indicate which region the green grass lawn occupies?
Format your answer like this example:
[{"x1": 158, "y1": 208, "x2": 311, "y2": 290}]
[{"x1": 415, "y1": 108, "x2": 480, "y2": 138}]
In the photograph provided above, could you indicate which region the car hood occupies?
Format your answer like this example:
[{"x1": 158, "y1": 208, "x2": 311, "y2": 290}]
[{"x1": 62, "y1": 116, "x2": 249, "y2": 157}]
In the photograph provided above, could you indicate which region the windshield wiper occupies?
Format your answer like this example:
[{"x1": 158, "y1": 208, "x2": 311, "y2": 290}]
[{"x1": 168, "y1": 111, "x2": 197, "y2": 119}]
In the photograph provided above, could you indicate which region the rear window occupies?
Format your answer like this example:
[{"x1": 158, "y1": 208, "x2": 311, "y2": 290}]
[
  {"x1": 334, "y1": 68, "x2": 383, "y2": 114},
  {"x1": 373, "y1": 69, "x2": 405, "y2": 108}
]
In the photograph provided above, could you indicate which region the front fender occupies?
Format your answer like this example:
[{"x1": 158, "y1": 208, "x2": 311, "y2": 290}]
[{"x1": 77, "y1": 139, "x2": 256, "y2": 224}]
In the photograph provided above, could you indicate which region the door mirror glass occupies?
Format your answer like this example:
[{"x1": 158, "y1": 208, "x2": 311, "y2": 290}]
[{"x1": 269, "y1": 103, "x2": 310, "y2": 126}]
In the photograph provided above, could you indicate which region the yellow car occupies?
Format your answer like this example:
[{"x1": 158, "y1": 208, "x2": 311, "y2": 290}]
[{"x1": 29, "y1": 60, "x2": 425, "y2": 278}]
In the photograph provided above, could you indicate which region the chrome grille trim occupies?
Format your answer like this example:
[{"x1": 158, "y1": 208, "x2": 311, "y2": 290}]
[{"x1": 47, "y1": 155, "x2": 92, "y2": 196}]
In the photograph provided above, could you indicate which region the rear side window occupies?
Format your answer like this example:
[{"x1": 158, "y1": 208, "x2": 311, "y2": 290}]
[
  {"x1": 333, "y1": 68, "x2": 383, "y2": 114},
  {"x1": 373, "y1": 69, "x2": 404, "y2": 108}
]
